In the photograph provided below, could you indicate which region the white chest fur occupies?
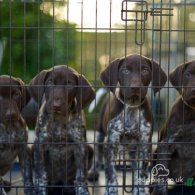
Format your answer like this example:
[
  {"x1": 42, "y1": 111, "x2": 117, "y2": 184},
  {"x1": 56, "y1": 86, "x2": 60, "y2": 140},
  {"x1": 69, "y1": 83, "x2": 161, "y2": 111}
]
[{"x1": 107, "y1": 105, "x2": 151, "y2": 144}]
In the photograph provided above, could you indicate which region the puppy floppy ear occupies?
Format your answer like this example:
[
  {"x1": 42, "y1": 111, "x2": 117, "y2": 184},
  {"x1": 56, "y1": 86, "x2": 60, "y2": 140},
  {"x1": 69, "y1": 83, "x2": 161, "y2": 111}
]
[
  {"x1": 76, "y1": 75, "x2": 95, "y2": 111},
  {"x1": 28, "y1": 70, "x2": 48, "y2": 104},
  {"x1": 100, "y1": 58, "x2": 121, "y2": 94},
  {"x1": 149, "y1": 59, "x2": 167, "y2": 95},
  {"x1": 169, "y1": 64, "x2": 185, "y2": 94},
  {"x1": 16, "y1": 78, "x2": 31, "y2": 109}
]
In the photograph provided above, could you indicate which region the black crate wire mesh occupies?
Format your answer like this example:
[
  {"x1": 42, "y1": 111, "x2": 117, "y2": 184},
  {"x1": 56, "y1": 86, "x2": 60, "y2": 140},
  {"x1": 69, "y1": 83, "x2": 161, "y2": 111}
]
[{"x1": 1, "y1": 0, "x2": 195, "y2": 195}]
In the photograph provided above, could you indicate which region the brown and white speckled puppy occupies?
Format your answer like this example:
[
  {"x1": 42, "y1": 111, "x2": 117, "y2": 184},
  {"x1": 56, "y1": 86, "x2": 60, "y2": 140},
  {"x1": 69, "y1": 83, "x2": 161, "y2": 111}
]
[
  {"x1": 0, "y1": 75, "x2": 33, "y2": 195},
  {"x1": 88, "y1": 54, "x2": 167, "y2": 195},
  {"x1": 28, "y1": 65, "x2": 95, "y2": 195},
  {"x1": 152, "y1": 60, "x2": 195, "y2": 195}
]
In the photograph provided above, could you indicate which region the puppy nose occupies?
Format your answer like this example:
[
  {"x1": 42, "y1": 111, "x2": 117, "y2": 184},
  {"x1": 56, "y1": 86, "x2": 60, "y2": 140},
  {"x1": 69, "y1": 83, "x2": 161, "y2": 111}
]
[
  {"x1": 53, "y1": 98, "x2": 62, "y2": 109},
  {"x1": 130, "y1": 81, "x2": 141, "y2": 89},
  {"x1": 131, "y1": 86, "x2": 139, "y2": 91},
  {"x1": 130, "y1": 84, "x2": 140, "y2": 92},
  {"x1": 5, "y1": 109, "x2": 18, "y2": 120}
]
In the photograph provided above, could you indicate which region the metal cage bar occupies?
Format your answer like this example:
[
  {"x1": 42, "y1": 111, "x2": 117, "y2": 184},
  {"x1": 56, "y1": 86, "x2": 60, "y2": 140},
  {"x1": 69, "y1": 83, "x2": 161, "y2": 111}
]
[{"x1": 0, "y1": 0, "x2": 195, "y2": 195}]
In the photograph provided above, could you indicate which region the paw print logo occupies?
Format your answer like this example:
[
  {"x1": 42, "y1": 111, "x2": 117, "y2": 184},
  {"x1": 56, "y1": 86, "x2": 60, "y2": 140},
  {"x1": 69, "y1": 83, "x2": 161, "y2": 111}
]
[{"x1": 151, "y1": 164, "x2": 170, "y2": 177}]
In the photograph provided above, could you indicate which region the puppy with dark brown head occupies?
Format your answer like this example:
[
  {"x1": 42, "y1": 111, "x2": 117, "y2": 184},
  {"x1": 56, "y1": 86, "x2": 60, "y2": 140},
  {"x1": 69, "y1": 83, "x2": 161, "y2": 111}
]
[
  {"x1": 88, "y1": 54, "x2": 167, "y2": 195},
  {"x1": 152, "y1": 61, "x2": 195, "y2": 195},
  {"x1": 0, "y1": 75, "x2": 33, "y2": 195},
  {"x1": 28, "y1": 65, "x2": 95, "y2": 195}
]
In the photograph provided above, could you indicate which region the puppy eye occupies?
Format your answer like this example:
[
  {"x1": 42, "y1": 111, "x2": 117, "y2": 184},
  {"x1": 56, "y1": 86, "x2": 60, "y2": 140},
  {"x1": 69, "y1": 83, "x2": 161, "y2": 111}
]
[
  {"x1": 46, "y1": 80, "x2": 53, "y2": 86},
  {"x1": 66, "y1": 80, "x2": 74, "y2": 89},
  {"x1": 122, "y1": 69, "x2": 130, "y2": 75},
  {"x1": 67, "y1": 80, "x2": 73, "y2": 85},
  {"x1": 185, "y1": 71, "x2": 191, "y2": 79},
  {"x1": 13, "y1": 91, "x2": 21, "y2": 98},
  {"x1": 142, "y1": 68, "x2": 150, "y2": 75}
]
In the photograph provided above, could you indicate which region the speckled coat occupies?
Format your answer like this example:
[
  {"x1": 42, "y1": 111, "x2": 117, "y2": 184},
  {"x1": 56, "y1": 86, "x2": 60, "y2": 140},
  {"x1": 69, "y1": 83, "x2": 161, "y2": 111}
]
[
  {"x1": 28, "y1": 65, "x2": 95, "y2": 195},
  {"x1": 88, "y1": 54, "x2": 167, "y2": 195},
  {"x1": 104, "y1": 99, "x2": 152, "y2": 195},
  {"x1": 0, "y1": 76, "x2": 33, "y2": 195},
  {"x1": 33, "y1": 100, "x2": 90, "y2": 195},
  {"x1": 0, "y1": 116, "x2": 33, "y2": 195}
]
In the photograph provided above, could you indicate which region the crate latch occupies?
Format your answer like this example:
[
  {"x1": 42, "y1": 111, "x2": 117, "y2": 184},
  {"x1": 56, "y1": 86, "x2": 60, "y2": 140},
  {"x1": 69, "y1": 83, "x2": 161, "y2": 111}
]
[{"x1": 121, "y1": 0, "x2": 173, "y2": 45}]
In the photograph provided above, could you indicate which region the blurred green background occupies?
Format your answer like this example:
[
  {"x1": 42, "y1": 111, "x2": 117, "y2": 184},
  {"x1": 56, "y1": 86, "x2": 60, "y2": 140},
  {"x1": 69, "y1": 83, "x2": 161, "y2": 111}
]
[
  {"x1": 1, "y1": 0, "x2": 195, "y2": 130},
  {"x1": 0, "y1": 1, "x2": 77, "y2": 82}
]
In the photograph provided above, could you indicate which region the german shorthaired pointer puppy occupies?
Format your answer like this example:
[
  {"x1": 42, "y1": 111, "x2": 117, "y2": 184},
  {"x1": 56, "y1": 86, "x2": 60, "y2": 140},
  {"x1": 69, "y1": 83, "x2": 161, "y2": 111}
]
[
  {"x1": 88, "y1": 54, "x2": 167, "y2": 195},
  {"x1": 0, "y1": 75, "x2": 33, "y2": 195},
  {"x1": 152, "y1": 60, "x2": 195, "y2": 195},
  {"x1": 28, "y1": 65, "x2": 95, "y2": 195}
]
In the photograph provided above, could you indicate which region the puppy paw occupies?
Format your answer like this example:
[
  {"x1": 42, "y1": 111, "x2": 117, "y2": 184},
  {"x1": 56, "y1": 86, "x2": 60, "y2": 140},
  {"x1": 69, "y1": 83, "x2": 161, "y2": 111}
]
[
  {"x1": 74, "y1": 181, "x2": 90, "y2": 195},
  {"x1": 132, "y1": 189, "x2": 148, "y2": 195},
  {"x1": 34, "y1": 188, "x2": 47, "y2": 195},
  {"x1": 76, "y1": 186, "x2": 89, "y2": 195},
  {"x1": 104, "y1": 186, "x2": 118, "y2": 195}
]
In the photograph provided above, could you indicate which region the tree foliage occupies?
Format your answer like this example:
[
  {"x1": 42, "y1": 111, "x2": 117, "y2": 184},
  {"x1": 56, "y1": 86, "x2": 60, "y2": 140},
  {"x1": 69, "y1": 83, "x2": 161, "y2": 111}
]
[{"x1": 0, "y1": 1, "x2": 77, "y2": 82}]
